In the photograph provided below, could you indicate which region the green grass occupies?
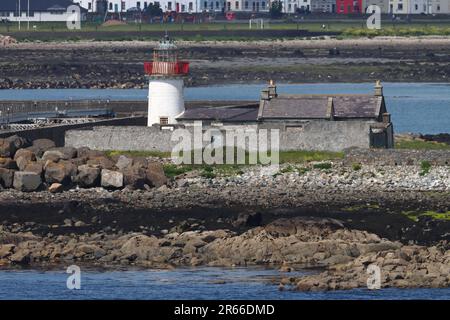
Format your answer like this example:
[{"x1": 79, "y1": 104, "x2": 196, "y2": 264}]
[
  {"x1": 279, "y1": 150, "x2": 343, "y2": 164},
  {"x1": 343, "y1": 26, "x2": 450, "y2": 37},
  {"x1": 163, "y1": 164, "x2": 194, "y2": 178},
  {"x1": 352, "y1": 163, "x2": 362, "y2": 171},
  {"x1": 402, "y1": 210, "x2": 450, "y2": 222},
  {"x1": 419, "y1": 160, "x2": 432, "y2": 176},
  {"x1": 395, "y1": 139, "x2": 450, "y2": 150},
  {"x1": 313, "y1": 162, "x2": 332, "y2": 170}
]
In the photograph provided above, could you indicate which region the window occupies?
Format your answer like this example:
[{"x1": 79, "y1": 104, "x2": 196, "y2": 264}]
[
  {"x1": 398, "y1": 3, "x2": 403, "y2": 10},
  {"x1": 137, "y1": 1, "x2": 141, "y2": 8},
  {"x1": 88, "y1": 3, "x2": 92, "y2": 10},
  {"x1": 262, "y1": 2, "x2": 265, "y2": 8},
  {"x1": 414, "y1": 4, "x2": 418, "y2": 10},
  {"x1": 216, "y1": 1, "x2": 220, "y2": 9},
  {"x1": 245, "y1": 1, "x2": 249, "y2": 9},
  {"x1": 122, "y1": 1, "x2": 126, "y2": 10},
  {"x1": 204, "y1": 1, "x2": 207, "y2": 9},
  {"x1": 181, "y1": 4, "x2": 186, "y2": 11},
  {"x1": 227, "y1": 1, "x2": 231, "y2": 10},
  {"x1": 235, "y1": 1, "x2": 239, "y2": 9},
  {"x1": 168, "y1": 1, "x2": 172, "y2": 10},
  {"x1": 109, "y1": 2, "x2": 113, "y2": 10},
  {"x1": 437, "y1": 5, "x2": 440, "y2": 11},
  {"x1": 144, "y1": 2, "x2": 148, "y2": 9},
  {"x1": 189, "y1": 2, "x2": 193, "y2": 11},
  {"x1": 160, "y1": 117, "x2": 169, "y2": 125}
]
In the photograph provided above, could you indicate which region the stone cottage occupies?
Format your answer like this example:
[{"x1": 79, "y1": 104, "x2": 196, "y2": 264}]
[{"x1": 66, "y1": 81, "x2": 394, "y2": 152}]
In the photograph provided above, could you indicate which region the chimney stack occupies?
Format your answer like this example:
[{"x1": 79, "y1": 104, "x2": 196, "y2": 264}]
[
  {"x1": 374, "y1": 80, "x2": 383, "y2": 96},
  {"x1": 268, "y1": 79, "x2": 277, "y2": 99}
]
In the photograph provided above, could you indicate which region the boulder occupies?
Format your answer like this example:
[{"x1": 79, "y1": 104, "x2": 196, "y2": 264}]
[
  {"x1": 44, "y1": 161, "x2": 75, "y2": 184},
  {"x1": 24, "y1": 162, "x2": 43, "y2": 176},
  {"x1": 0, "y1": 244, "x2": 15, "y2": 259},
  {"x1": 73, "y1": 165, "x2": 101, "y2": 188},
  {"x1": 42, "y1": 147, "x2": 77, "y2": 162},
  {"x1": 0, "y1": 135, "x2": 28, "y2": 158},
  {"x1": 122, "y1": 167, "x2": 146, "y2": 189},
  {"x1": 14, "y1": 149, "x2": 36, "y2": 171},
  {"x1": 0, "y1": 138, "x2": 16, "y2": 158},
  {"x1": 49, "y1": 183, "x2": 64, "y2": 193},
  {"x1": 145, "y1": 162, "x2": 167, "y2": 188},
  {"x1": 101, "y1": 169, "x2": 123, "y2": 188},
  {"x1": 0, "y1": 157, "x2": 17, "y2": 169},
  {"x1": 76, "y1": 147, "x2": 104, "y2": 159},
  {"x1": 0, "y1": 168, "x2": 14, "y2": 188},
  {"x1": 13, "y1": 171, "x2": 41, "y2": 192},
  {"x1": 87, "y1": 156, "x2": 115, "y2": 170},
  {"x1": 116, "y1": 155, "x2": 133, "y2": 171},
  {"x1": 28, "y1": 139, "x2": 56, "y2": 157}
]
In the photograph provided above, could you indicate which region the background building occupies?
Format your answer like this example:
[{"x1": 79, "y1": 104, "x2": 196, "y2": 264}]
[
  {"x1": 430, "y1": 0, "x2": 450, "y2": 13},
  {"x1": 310, "y1": 0, "x2": 336, "y2": 12},
  {"x1": 0, "y1": 0, "x2": 85, "y2": 22},
  {"x1": 363, "y1": 0, "x2": 389, "y2": 13},
  {"x1": 336, "y1": 0, "x2": 362, "y2": 13}
]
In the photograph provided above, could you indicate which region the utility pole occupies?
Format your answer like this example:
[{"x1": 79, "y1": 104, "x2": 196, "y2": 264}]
[
  {"x1": 27, "y1": 0, "x2": 30, "y2": 30},
  {"x1": 18, "y1": 0, "x2": 21, "y2": 31}
]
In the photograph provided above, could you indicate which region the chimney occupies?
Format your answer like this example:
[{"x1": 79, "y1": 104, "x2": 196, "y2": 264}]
[
  {"x1": 268, "y1": 79, "x2": 277, "y2": 98},
  {"x1": 374, "y1": 80, "x2": 383, "y2": 96},
  {"x1": 260, "y1": 88, "x2": 270, "y2": 101},
  {"x1": 382, "y1": 112, "x2": 391, "y2": 123}
]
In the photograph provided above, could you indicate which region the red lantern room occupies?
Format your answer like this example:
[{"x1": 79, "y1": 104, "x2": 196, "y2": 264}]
[{"x1": 144, "y1": 35, "x2": 189, "y2": 77}]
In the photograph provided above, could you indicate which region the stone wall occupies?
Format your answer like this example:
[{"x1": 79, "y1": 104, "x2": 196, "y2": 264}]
[
  {"x1": 344, "y1": 148, "x2": 450, "y2": 166},
  {"x1": 65, "y1": 120, "x2": 377, "y2": 152},
  {"x1": 0, "y1": 117, "x2": 146, "y2": 147}
]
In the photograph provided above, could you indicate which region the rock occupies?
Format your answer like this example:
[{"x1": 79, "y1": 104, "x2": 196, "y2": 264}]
[
  {"x1": 233, "y1": 211, "x2": 262, "y2": 228},
  {"x1": 24, "y1": 162, "x2": 43, "y2": 176},
  {"x1": 4, "y1": 136, "x2": 28, "y2": 156},
  {"x1": 76, "y1": 147, "x2": 104, "y2": 159},
  {"x1": 87, "y1": 156, "x2": 115, "y2": 170},
  {"x1": 116, "y1": 155, "x2": 133, "y2": 171},
  {"x1": 0, "y1": 244, "x2": 15, "y2": 258},
  {"x1": 101, "y1": 169, "x2": 123, "y2": 188},
  {"x1": 13, "y1": 171, "x2": 41, "y2": 191},
  {"x1": 0, "y1": 157, "x2": 17, "y2": 169},
  {"x1": 49, "y1": 183, "x2": 63, "y2": 193},
  {"x1": 9, "y1": 249, "x2": 31, "y2": 265},
  {"x1": 0, "y1": 168, "x2": 14, "y2": 188},
  {"x1": 28, "y1": 139, "x2": 56, "y2": 157},
  {"x1": 14, "y1": 149, "x2": 36, "y2": 171},
  {"x1": 44, "y1": 161, "x2": 72, "y2": 184},
  {"x1": 0, "y1": 138, "x2": 16, "y2": 158},
  {"x1": 145, "y1": 162, "x2": 167, "y2": 188},
  {"x1": 73, "y1": 165, "x2": 101, "y2": 188},
  {"x1": 122, "y1": 167, "x2": 146, "y2": 189},
  {"x1": 42, "y1": 147, "x2": 77, "y2": 162}
]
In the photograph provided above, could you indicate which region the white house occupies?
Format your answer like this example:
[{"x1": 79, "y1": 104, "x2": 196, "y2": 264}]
[
  {"x1": 429, "y1": 0, "x2": 450, "y2": 13},
  {"x1": 79, "y1": 0, "x2": 201, "y2": 13},
  {"x1": 388, "y1": 0, "x2": 432, "y2": 14},
  {"x1": 0, "y1": 0, "x2": 85, "y2": 22}
]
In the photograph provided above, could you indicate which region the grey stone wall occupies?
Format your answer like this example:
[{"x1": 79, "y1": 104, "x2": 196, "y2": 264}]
[
  {"x1": 1, "y1": 117, "x2": 146, "y2": 147},
  {"x1": 65, "y1": 120, "x2": 375, "y2": 152}
]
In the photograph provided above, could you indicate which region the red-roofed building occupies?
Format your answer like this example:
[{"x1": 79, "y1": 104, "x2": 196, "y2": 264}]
[{"x1": 336, "y1": 0, "x2": 362, "y2": 13}]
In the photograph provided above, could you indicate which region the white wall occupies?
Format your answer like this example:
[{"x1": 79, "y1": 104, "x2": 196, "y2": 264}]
[
  {"x1": 389, "y1": 0, "x2": 432, "y2": 14},
  {"x1": 2, "y1": 11, "x2": 78, "y2": 22}
]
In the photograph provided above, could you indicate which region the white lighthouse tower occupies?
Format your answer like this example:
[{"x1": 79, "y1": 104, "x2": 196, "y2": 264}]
[{"x1": 144, "y1": 36, "x2": 189, "y2": 126}]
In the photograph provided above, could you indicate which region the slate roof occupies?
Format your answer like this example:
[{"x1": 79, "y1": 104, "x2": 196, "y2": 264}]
[
  {"x1": 178, "y1": 104, "x2": 259, "y2": 122},
  {"x1": 177, "y1": 93, "x2": 385, "y2": 122},
  {"x1": 258, "y1": 94, "x2": 384, "y2": 120},
  {"x1": 0, "y1": 0, "x2": 77, "y2": 11}
]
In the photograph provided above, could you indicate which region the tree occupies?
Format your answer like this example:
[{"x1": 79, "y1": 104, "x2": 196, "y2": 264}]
[
  {"x1": 270, "y1": 1, "x2": 283, "y2": 19},
  {"x1": 144, "y1": 3, "x2": 163, "y2": 17}
]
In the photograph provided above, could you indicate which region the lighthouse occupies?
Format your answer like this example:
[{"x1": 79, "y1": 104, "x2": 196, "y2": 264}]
[{"x1": 144, "y1": 35, "x2": 189, "y2": 127}]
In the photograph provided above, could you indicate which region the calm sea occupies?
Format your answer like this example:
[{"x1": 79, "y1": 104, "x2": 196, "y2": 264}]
[
  {"x1": 0, "y1": 83, "x2": 449, "y2": 134},
  {"x1": 0, "y1": 267, "x2": 449, "y2": 300}
]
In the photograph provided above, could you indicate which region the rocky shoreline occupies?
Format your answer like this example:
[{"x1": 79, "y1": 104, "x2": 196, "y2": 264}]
[
  {"x1": 1, "y1": 38, "x2": 450, "y2": 88},
  {"x1": 0, "y1": 135, "x2": 449, "y2": 291}
]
